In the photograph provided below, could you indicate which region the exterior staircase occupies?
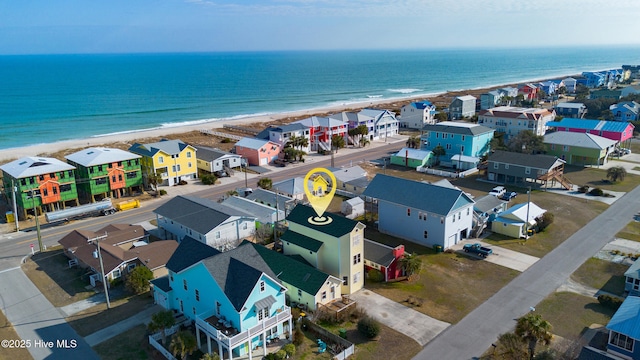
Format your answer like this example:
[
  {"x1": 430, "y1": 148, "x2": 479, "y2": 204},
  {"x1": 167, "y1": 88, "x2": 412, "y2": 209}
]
[{"x1": 537, "y1": 170, "x2": 573, "y2": 190}]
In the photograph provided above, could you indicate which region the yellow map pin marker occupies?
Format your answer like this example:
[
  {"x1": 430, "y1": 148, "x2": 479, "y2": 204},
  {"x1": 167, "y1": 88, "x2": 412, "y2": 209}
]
[{"x1": 303, "y1": 167, "x2": 336, "y2": 225}]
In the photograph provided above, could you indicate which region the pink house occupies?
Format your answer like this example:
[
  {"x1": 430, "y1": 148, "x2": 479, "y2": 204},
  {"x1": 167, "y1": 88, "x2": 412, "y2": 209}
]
[
  {"x1": 364, "y1": 239, "x2": 405, "y2": 282},
  {"x1": 233, "y1": 137, "x2": 280, "y2": 166},
  {"x1": 546, "y1": 118, "x2": 635, "y2": 143}
]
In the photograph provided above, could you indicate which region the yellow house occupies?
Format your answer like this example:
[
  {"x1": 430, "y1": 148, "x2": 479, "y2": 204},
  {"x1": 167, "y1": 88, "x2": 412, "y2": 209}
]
[
  {"x1": 129, "y1": 139, "x2": 197, "y2": 186},
  {"x1": 281, "y1": 204, "x2": 365, "y2": 295}
]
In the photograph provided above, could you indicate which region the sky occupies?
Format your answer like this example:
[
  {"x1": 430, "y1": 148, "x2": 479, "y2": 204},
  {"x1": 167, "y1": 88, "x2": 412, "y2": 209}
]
[{"x1": 1, "y1": 0, "x2": 640, "y2": 54}]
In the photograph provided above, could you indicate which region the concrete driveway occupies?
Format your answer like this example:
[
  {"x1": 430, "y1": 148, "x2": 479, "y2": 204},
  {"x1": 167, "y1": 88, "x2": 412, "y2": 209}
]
[
  {"x1": 350, "y1": 289, "x2": 449, "y2": 346},
  {"x1": 450, "y1": 239, "x2": 540, "y2": 272}
]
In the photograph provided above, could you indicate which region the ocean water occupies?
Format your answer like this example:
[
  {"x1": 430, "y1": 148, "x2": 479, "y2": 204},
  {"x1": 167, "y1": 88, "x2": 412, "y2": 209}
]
[{"x1": 1, "y1": 46, "x2": 639, "y2": 150}]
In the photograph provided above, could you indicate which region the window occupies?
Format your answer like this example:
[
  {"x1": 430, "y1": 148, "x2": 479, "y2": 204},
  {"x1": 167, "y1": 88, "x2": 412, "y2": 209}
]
[
  {"x1": 441, "y1": 217, "x2": 444, "y2": 224},
  {"x1": 68, "y1": 170, "x2": 73, "y2": 177},
  {"x1": 216, "y1": 301, "x2": 221, "y2": 315},
  {"x1": 353, "y1": 254, "x2": 361, "y2": 265},
  {"x1": 260, "y1": 281, "x2": 265, "y2": 293},
  {"x1": 460, "y1": 145, "x2": 465, "y2": 152},
  {"x1": 461, "y1": 135, "x2": 465, "y2": 141},
  {"x1": 183, "y1": 279, "x2": 188, "y2": 290},
  {"x1": 525, "y1": 167, "x2": 531, "y2": 174},
  {"x1": 127, "y1": 172, "x2": 137, "y2": 179},
  {"x1": 563, "y1": 145, "x2": 569, "y2": 152},
  {"x1": 59, "y1": 172, "x2": 65, "y2": 179},
  {"x1": 343, "y1": 276, "x2": 348, "y2": 286},
  {"x1": 112, "y1": 176, "x2": 116, "y2": 182},
  {"x1": 424, "y1": 231, "x2": 428, "y2": 239},
  {"x1": 297, "y1": 289, "x2": 302, "y2": 297},
  {"x1": 458, "y1": 212, "x2": 461, "y2": 220},
  {"x1": 98, "y1": 165, "x2": 103, "y2": 172},
  {"x1": 118, "y1": 174, "x2": 123, "y2": 181},
  {"x1": 446, "y1": 144, "x2": 452, "y2": 150},
  {"x1": 188, "y1": 162, "x2": 192, "y2": 168},
  {"x1": 187, "y1": 151, "x2": 192, "y2": 158},
  {"x1": 195, "y1": 289, "x2": 200, "y2": 301},
  {"x1": 127, "y1": 263, "x2": 136, "y2": 272},
  {"x1": 609, "y1": 331, "x2": 634, "y2": 351},
  {"x1": 158, "y1": 156, "x2": 164, "y2": 164},
  {"x1": 180, "y1": 300, "x2": 184, "y2": 313},
  {"x1": 443, "y1": 133, "x2": 448, "y2": 139},
  {"x1": 43, "y1": 189, "x2": 48, "y2": 196},
  {"x1": 407, "y1": 208, "x2": 411, "y2": 216},
  {"x1": 418, "y1": 213, "x2": 422, "y2": 220},
  {"x1": 436, "y1": 133, "x2": 439, "y2": 138},
  {"x1": 505, "y1": 164, "x2": 509, "y2": 169},
  {"x1": 60, "y1": 184, "x2": 72, "y2": 192},
  {"x1": 20, "y1": 179, "x2": 26, "y2": 186},
  {"x1": 242, "y1": 222, "x2": 248, "y2": 230},
  {"x1": 112, "y1": 268, "x2": 121, "y2": 279},
  {"x1": 215, "y1": 232, "x2": 221, "y2": 239},
  {"x1": 322, "y1": 291, "x2": 327, "y2": 300},
  {"x1": 493, "y1": 163, "x2": 499, "y2": 169},
  {"x1": 39, "y1": 175, "x2": 44, "y2": 181},
  {"x1": 95, "y1": 177, "x2": 107, "y2": 185},
  {"x1": 452, "y1": 215, "x2": 455, "y2": 223},
  {"x1": 193, "y1": 307, "x2": 196, "y2": 315}
]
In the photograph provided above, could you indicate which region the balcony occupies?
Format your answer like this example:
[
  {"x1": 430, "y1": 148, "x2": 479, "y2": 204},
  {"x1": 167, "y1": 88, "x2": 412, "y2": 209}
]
[{"x1": 196, "y1": 306, "x2": 292, "y2": 350}]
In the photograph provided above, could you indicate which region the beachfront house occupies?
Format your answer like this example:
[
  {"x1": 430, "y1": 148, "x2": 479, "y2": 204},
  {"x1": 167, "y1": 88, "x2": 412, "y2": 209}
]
[
  {"x1": 281, "y1": 204, "x2": 366, "y2": 295},
  {"x1": 400, "y1": 101, "x2": 437, "y2": 128},
  {"x1": 420, "y1": 121, "x2": 495, "y2": 170},
  {"x1": 193, "y1": 146, "x2": 243, "y2": 175},
  {"x1": 390, "y1": 148, "x2": 432, "y2": 168},
  {"x1": 448, "y1": 95, "x2": 477, "y2": 120},
  {"x1": 554, "y1": 102, "x2": 587, "y2": 118},
  {"x1": 582, "y1": 71, "x2": 607, "y2": 88},
  {"x1": 1, "y1": 156, "x2": 79, "y2": 219},
  {"x1": 128, "y1": 139, "x2": 197, "y2": 187},
  {"x1": 537, "y1": 81, "x2": 558, "y2": 95},
  {"x1": 233, "y1": 137, "x2": 280, "y2": 166},
  {"x1": 543, "y1": 132, "x2": 617, "y2": 166},
  {"x1": 518, "y1": 83, "x2": 538, "y2": 102},
  {"x1": 65, "y1": 147, "x2": 143, "y2": 203},
  {"x1": 477, "y1": 106, "x2": 556, "y2": 142},
  {"x1": 487, "y1": 150, "x2": 571, "y2": 189},
  {"x1": 332, "y1": 109, "x2": 399, "y2": 141},
  {"x1": 363, "y1": 174, "x2": 474, "y2": 249},
  {"x1": 491, "y1": 202, "x2": 546, "y2": 238},
  {"x1": 480, "y1": 91, "x2": 504, "y2": 110},
  {"x1": 562, "y1": 77, "x2": 578, "y2": 93},
  {"x1": 545, "y1": 118, "x2": 635, "y2": 147},
  {"x1": 151, "y1": 238, "x2": 293, "y2": 359},
  {"x1": 292, "y1": 116, "x2": 348, "y2": 152},
  {"x1": 266, "y1": 123, "x2": 311, "y2": 153},
  {"x1": 610, "y1": 101, "x2": 640, "y2": 121},
  {"x1": 604, "y1": 296, "x2": 640, "y2": 360},
  {"x1": 154, "y1": 195, "x2": 256, "y2": 251},
  {"x1": 498, "y1": 87, "x2": 519, "y2": 100}
]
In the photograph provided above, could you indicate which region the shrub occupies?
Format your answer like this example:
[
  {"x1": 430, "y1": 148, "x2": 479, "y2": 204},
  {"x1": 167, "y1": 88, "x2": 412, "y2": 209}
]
[
  {"x1": 221, "y1": 137, "x2": 232, "y2": 143},
  {"x1": 357, "y1": 316, "x2": 381, "y2": 339},
  {"x1": 293, "y1": 326, "x2": 304, "y2": 346},
  {"x1": 201, "y1": 174, "x2": 218, "y2": 185},
  {"x1": 577, "y1": 185, "x2": 589, "y2": 193},
  {"x1": 367, "y1": 269, "x2": 384, "y2": 283},
  {"x1": 598, "y1": 294, "x2": 623, "y2": 310},
  {"x1": 589, "y1": 188, "x2": 604, "y2": 196},
  {"x1": 536, "y1": 212, "x2": 554, "y2": 232},
  {"x1": 159, "y1": 189, "x2": 167, "y2": 196},
  {"x1": 282, "y1": 343, "x2": 296, "y2": 357},
  {"x1": 178, "y1": 180, "x2": 188, "y2": 185},
  {"x1": 125, "y1": 266, "x2": 154, "y2": 294}
]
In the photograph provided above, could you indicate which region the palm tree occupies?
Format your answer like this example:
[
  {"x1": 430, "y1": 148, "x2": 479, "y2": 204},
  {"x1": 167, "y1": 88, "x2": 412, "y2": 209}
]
[
  {"x1": 170, "y1": 330, "x2": 197, "y2": 360},
  {"x1": 297, "y1": 136, "x2": 309, "y2": 151},
  {"x1": 359, "y1": 137, "x2": 370, "y2": 148},
  {"x1": 493, "y1": 332, "x2": 528, "y2": 360},
  {"x1": 257, "y1": 177, "x2": 273, "y2": 190},
  {"x1": 356, "y1": 124, "x2": 369, "y2": 145},
  {"x1": 348, "y1": 128, "x2": 359, "y2": 146},
  {"x1": 201, "y1": 353, "x2": 221, "y2": 360},
  {"x1": 607, "y1": 166, "x2": 627, "y2": 182},
  {"x1": 514, "y1": 313, "x2": 553, "y2": 360},
  {"x1": 147, "y1": 172, "x2": 163, "y2": 193},
  {"x1": 147, "y1": 310, "x2": 176, "y2": 345},
  {"x1": 406, "y1": 136, "x2": 421, "y2": 149},
  {"x1": 331, "y1": 134, "x2": 345, "y2": 153},
  {"x1": 399, "y1": 252, "x2": 422, "y2": 277},
  {"x1": 432, "y1": 145, "x2": 446, "y2": 166}
]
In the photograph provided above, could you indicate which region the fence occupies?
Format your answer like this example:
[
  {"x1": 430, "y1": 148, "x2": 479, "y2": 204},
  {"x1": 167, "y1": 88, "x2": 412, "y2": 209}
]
[
  {"x1": 416, "y1": 166, "x2": 478, "y2": 178},
  {"x1": 304, "y1": 320, "x2": 355, "y2": 360},
  {"x1": 222, "y1": 124, "x2": 260, "y2": 135},
  {"x1": 200, "y1": 129, "x2": 243, "y2": 140},
  {"x1": 148, "y1": 332, "x2": 177, "y2": 360}
]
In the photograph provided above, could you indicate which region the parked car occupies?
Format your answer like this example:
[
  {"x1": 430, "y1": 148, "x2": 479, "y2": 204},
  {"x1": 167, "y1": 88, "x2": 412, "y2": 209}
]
[
  {"x1": 488, "y1": 186, "x2": 506, "y2": 197},
  {"x1": 273, "y1": 159, "x2": 287, "y2": 167},
  {"x1": 500, "y1": 191, "x2": 518, "y2": 201},
  {"x1": 463, "y1": 243, "x2": 493, "y2": 258}
]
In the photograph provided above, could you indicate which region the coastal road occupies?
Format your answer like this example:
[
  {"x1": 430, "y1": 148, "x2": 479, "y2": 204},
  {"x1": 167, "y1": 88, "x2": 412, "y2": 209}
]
[{"x1": 414, "y1": 184, "x2": 640, "y2": 360}]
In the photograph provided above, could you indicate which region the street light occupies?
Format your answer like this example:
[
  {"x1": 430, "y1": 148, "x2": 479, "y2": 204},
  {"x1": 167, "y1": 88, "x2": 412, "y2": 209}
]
[
  {"x1": 30, "y1": 189, "x2": 44, "y2": 253},
  {"x1": 90, "y1": 233, "x2": 111, "y2": 309}
]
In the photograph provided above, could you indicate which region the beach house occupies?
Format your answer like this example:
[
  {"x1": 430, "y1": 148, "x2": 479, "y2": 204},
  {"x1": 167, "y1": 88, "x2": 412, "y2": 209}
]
[
  {"x1": 65, "y1": 147, "x2": 143, "y2": 202},
  {"x1": 400, "y1": 101, "x2": 437, "y2": 128},
  {"x1": 545, "y1": 118, "x2": 635, "y2": 146},
  {"x1": 610, "y1": 101, "x2": 640, "y2": 121},
  {"x1": 554, "y1": 102, "x2": 587, "y2": 118},
  {"x1": 604, "y1": 296, "x2": 640, "y2": 360},
  {"x1": 480, "y1": 91, "x2": 503, "y2": 110},
  {"x1": 420, "y1": 121, "x2": 495, "y2": 170},
  {"x1": 363, "y1": 174, "x2": 474, "y2": 249},
  {"x1": 193, "y1": 146, "x2": 243, "y2": 175},
  {"x1": 477, "y1": 106, "x2": 556, "y2": 141},
  {"x1": 292, "y1": 116, "x2": 348, "y2": 152},
  {"x1": 518, "y1": 83, "x2": 538, "y2": 101},
  {"x1": 266, "y1": 123, "x2": 311, "y2": 153},
  {"x1": 128, "y1": 139, "x2": 197, "y2": 187},
  {"x1": 233, "y1": 138, "x2": 280, "y2": 166},
  {"x1": 543, "y1": 132, "x2": 617, "y2": 166},
  {"x1": 1, "y1": 156, "x2": 79, "y2": 219},
  {"x1": 448, "y1": 95, "x2": 477, "y2": 120},
  {"x1": 336, "y1": 109, "x2": 399, "y2": 141}
]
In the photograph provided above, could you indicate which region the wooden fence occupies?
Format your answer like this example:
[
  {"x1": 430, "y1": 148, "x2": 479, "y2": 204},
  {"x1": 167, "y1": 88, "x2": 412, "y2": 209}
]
[{"x1": 304, "y1": 320, "x2": 355, "y2": 359}]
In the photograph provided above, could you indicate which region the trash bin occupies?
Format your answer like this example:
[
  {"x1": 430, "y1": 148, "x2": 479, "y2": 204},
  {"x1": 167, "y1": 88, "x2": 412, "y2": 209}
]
[
  {"x1": 433, "y1": 245, "x2": 443, "y2": 253},
  {"x1": 339, "y1": 328, "x2": 347, "y2": 339}
]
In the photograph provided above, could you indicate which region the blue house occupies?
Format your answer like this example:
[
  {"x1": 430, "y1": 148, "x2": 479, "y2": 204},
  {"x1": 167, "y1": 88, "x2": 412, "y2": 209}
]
[
  {"x1": 537, "y1": 81, "x2": 558, "y2": 95},
  {"x1": 363, "y1": 174, "x2": 475, "y2": 249},
  {"x1": 480, "y1": 91, "x2": 503, "y2": 110},
  {"x1": 582, "y1": 72, "x2": 607, "y2": 88},
  {"x1": 420, "y1": 121, "x2": 495, "y2": 170},
  {"x1": 151, "y1": 238, "x2": 293, "y2": 359},
  {"x1": 554, "y1": 102, "x2": 587, "y2": 118},
  {"x1": 610, "y1": 101, "x2": 640, "y2": 121},
  {"x1": 606, "y1": 296, "x2": 640, "y2": 359}
]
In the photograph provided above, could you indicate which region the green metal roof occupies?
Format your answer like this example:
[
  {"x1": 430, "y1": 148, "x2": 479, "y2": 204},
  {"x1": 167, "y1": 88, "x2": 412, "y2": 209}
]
[{"x1": 280, "y1": 230, "x2": 323, "y2": 252}]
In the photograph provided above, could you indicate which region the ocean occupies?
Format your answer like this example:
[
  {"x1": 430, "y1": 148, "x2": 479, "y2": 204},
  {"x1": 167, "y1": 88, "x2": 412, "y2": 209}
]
[{"x1": 1, "y1": 46, "x2": 639, "y2": 150}]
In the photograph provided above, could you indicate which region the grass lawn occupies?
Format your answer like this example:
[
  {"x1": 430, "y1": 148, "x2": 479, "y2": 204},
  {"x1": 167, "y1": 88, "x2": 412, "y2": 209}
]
[
  {"x1": 21, "y1": 246, "x2": 97, "y2": 307},
  {"x1": 483, "y1": 190, "x2": 608, "y2": 258},
  {"x1": 93, "y1": 324, "x2": 159, "y2": 360},
  {"x1": 571, "y1": 258, "x2": 628, "y2": 296},
  {"x1": 0, "y1": 311, "x2": 33, "y2": 360},
  {"x1": 535, "y1": 292, "x2": 616, "y2": 340},
  {"x1": 563, "y1": 165, "x2": 640, "y2": 192},
  {"x1": 616, "y1": 221, "x2": 640, "y2": 242},
  {"x1": 366, "y1": 251, "x2": 519, "y2": 324},
  {"x1": 66, "y1": 292, "x2": 154, "y2": 337},
  {"x1": 634, "y1": 166, "x2": 640, "y2": 171}
]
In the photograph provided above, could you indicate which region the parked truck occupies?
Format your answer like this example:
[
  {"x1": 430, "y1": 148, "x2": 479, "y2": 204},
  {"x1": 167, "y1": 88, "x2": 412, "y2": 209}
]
[
  {"x1": 45, "y1": 198, "x2": 117, "y2": 223},
  {"x1": 463, "y1": 243, "x2": 493, "y2": 258}
]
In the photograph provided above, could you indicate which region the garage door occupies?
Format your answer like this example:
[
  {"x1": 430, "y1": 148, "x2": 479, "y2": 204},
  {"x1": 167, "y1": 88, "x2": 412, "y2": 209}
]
[{"x1": 260, "y1": 158, "x2": 267, "y2": 165}]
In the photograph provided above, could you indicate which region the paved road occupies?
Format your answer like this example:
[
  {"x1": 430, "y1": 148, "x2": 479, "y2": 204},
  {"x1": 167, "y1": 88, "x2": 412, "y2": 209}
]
[
  {"x1": 415, "y1": 184, "x2": 640, "y2": 360},
  {"x1": 0, "y1": 268, "x2": 99, "y2": 360}
]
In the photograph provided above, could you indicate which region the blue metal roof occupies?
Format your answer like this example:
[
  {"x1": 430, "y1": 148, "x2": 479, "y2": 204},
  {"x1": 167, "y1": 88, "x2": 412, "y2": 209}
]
[
  {"x1": 546, "y1": 118, "x2": 633, "y2": 133},
  {"x1": 411, "y1": 101, "x2": 434, "y2": 109},
  {"x1": 606, "y1": 296, "x2": 640, "y2": 340}
]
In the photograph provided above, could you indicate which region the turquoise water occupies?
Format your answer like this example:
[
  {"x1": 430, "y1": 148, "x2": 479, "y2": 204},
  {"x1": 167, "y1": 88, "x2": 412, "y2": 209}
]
[{"x1": 1, "y1": 46, "x2": 639, "y2": 150}]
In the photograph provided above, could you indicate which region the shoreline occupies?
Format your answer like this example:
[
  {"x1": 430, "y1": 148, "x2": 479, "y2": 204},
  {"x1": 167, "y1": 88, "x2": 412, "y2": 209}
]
[{"x1": 0, "y1": 72, "x2": 579, "y2": 163}]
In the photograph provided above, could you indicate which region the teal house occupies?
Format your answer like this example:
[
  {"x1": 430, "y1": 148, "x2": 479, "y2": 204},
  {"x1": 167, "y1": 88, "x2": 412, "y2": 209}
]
[
  {"x1": 421, "y1": 121, "x2": 495, "y2": 170},
  {"x1": 151, "y1": 238, "x2": 293, "y2": 359}
]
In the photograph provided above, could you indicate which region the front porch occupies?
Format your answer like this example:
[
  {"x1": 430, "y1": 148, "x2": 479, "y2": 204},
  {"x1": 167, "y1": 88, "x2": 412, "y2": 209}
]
[
  {"x1": 315, "y1": 295, "x2": 357, "y2": 322},
  {"x1": 195, "y1": 307, "x2": 293, "y2": 360}
]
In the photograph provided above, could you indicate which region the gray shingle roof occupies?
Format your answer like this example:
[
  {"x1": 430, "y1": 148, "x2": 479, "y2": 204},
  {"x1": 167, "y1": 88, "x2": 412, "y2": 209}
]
[
  {"x1": 488, "y1": 150, "x2": 562, "y2": 170},
  {"x1": 245, "y1": 188, "x2": 294, "y2": 210},
  {"x1": 128, "y1": 139, "x2": 192, "y2": 157},
  {"x1": 192, "y1": 146, "x2": 239, "y2": 162},
  {"x1": 286, "y1": 204, "x2": 360, "y2": 238},
  {"x1": 362, "y1": 174, "x2": 474, "y2": 216},
  {"x1": 280, "y1": 230, "x2": 324, "y2": 252},
  {"x1": 166, "y1": 236, "x2": 220, "y2": 273},
  {"x1": 364, "y1": 239, "x2": 396, "y2": 267}
]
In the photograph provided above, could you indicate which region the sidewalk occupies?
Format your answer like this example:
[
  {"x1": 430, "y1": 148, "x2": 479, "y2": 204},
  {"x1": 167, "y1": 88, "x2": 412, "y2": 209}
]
[{"x1": 84, "y1": 304, "x2": 162, "y2": 347}]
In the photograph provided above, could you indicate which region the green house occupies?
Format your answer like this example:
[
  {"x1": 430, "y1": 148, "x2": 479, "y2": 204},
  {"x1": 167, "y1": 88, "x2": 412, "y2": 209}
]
[
  {"x1": 543, "y1": 132, "x2": 617, "y2": 166},
  {"x1": 0, "y1": 157, "x2": 79, "y2": 219},
  {"x1": 65, "y1": 148, "x2": 143, "y2": 202},
  {"x1": 390, "y1": 147, "x2": 432, "y2": 168}
]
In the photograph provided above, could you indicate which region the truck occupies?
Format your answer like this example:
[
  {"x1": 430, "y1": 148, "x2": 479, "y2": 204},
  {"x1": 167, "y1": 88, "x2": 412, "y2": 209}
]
[
  {"x1": 488, "y1": 186, "x2": 506, "y2": 197},
  {"x1": 45, "y1": 198, "x2": 117, "y2": 223},
  {"x1": 463, "y1": 243, "x2": 493, "y2": 258}
]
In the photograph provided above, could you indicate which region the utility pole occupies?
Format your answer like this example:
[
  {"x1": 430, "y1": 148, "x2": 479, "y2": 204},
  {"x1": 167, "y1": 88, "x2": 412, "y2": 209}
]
[
  {"x1": 90, "y1": 233, "x2": 111, "y2": 309},
  {"x1": 243, "y1": 158, "x2": 248, "y2": 189},
  {"x1": 525, "y1": 186, "x2": 531, "y2": 240},
  {"x1": 31, "y1": 189, "x2": 43, "y2": 253},
  {"x1": 11, "y1": 180, "x2": 19, "y2": 232}
]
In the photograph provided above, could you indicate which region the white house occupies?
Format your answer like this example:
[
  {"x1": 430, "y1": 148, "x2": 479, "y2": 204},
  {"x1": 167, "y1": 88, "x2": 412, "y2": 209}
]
[
  {"x1": 491, "y1": 202, "x2": 546, "y2": 238},
  {"x1": 400, "y1": 101, "x2": 437, "y2": 128},
  {"x1": 477, "y1": 106, "x2": 556, "y2": 142},
  {"x1": 563, "y1": 77, "x2": 578, "y2": 93},
  {"x1": 193, "y1": 146, "x2": 243, "y2": 174},
  {"x1": 355, "y1": 109, "x2": 399, "y2": 140},
  {"x1": 267, "y1": 123, "x2": 311, "y2": 153}
]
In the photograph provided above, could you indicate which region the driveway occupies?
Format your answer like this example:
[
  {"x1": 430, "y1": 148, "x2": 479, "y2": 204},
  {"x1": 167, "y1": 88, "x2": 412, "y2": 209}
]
[
  {"x1": 351, "y1": 289, "x2": 449, "y2": 346},
  {"x1": 450, "y1": 239, "x2": 540, "y2": 272}
]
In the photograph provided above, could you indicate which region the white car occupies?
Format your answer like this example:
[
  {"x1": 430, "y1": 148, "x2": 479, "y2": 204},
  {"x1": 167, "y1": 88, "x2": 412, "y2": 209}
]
[{"x1": 488, "y1": 186, "x2": 506, "y2": 197}]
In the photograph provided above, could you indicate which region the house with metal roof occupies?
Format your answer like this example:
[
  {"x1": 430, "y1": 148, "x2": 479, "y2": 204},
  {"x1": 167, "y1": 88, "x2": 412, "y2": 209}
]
[
  {"x1": 605, "y1": 296, "x2": 640, "y2": 359},
  {"x1": 518, "y1": 83, "x2": 539, "y2": 101},
  {"x1": 363, "y1": 174, "x2": 475, "y2": 249},
  {"x1": 128, "y1": 139, "x2": 197, "y2": 187},
  {"x1": 251, "y1": 244, "x2": 343, "y2": 312},
  {"x1": 245, "y1": 188, "x2": 296, "y2": 215},
  {"x1": 193, "y1": 146, "x2": 243, "y2": 175},
  {"x1": 272, "y1": 177, "x2": 315, "y2": 201},
  {"x1": 544, "y1": 132, "x2": 617, "y2": 166},
  {"x1": 281, "y1": 204, "x2": 366, "y2": 295},
  {"x1": 390, "y1": 147, "x2": 432, "y2": 168},
  {"x1": 449, "y1": 95, "x2": 477, "y2": 120},
  {"x1": 400, "y1": 101, "x2": 437, "y2": 128},
  {"x1": 554, "y1": 102, "x2": 588, "y2": 118},
  {"x1": 487, "y1": 150, "x2": 571, "y2": 190},
  {"x1": 221, "y1": 196, "x2": 285, "y2": 226},
  {"x1": 1, "y1": 156, "x2": 79, "y2": 218},
  {"x1": 154, "y1": 195, "x2": 256, "y2": 251},
  {"x1": 152, "y1": 238, "x2": 293, "y2": 359},
  {"x1": 421, "y1": 121, "x2": 495, "y2": 170},
  {"x1": 625, "y1": 259, "x2": 640, "y2": 296},
  {"x1": 266, "y1": 123, "x2": 311, "y2": 153},
  {"x1": 480, "y1": 90, "x2": 504, "y2": 110},
  {"x1": 546, "y1": 118, "x2": 635, "y2": 144},
  {"x1": 292, "y1": 116, "x2": 348, "y2": 152},
  {"x1": 233, "y1": 137, "x2": 280, "y2": 166},
  {"x1": 610, "y1": 101, "x2": 640, "y2": 122},
  {"x1": 478, "y1": 106, "x2": 556, "y2": 141},
  {"x1": 65, "y1": 147, "x2": 143, "y2": 202},
  {"x1": 363, "y1": 239, "x2": 405, "y2": 282},
  {"x1": 491, "y1": 202, "x2": 546, "y2": 238}
]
